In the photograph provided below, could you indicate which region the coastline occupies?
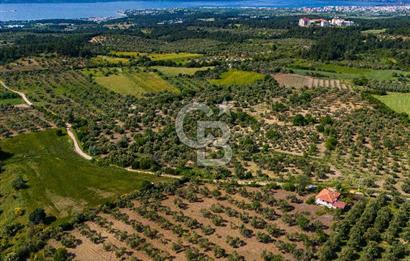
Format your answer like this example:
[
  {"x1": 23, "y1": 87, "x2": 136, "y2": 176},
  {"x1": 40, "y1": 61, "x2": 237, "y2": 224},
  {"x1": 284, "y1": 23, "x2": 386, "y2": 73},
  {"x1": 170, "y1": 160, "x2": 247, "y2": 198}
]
[{"x1": 0, "y1": 0, "x2": 400, "y2": 22}]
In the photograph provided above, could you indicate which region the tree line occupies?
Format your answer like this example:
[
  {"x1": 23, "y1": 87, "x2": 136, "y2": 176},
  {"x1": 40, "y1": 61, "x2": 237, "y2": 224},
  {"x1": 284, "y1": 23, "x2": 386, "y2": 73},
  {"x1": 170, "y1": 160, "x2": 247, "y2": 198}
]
[{"x1": 0, "y1": 33, "x2": 96, "y2": 64}]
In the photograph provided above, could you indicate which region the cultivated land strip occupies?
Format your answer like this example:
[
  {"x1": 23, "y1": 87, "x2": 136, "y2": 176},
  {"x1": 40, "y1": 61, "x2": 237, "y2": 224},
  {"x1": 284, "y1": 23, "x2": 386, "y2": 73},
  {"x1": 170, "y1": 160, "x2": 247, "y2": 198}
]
[
  {"x1": 0, "y1": 81, "x2": 285, "y2": 184},
  {"x1": 0, "y1": 80, "x2": 184, "y2": 179},
  {"x1": 1, "y1": 80, "x2": 93, "y2": 160}
]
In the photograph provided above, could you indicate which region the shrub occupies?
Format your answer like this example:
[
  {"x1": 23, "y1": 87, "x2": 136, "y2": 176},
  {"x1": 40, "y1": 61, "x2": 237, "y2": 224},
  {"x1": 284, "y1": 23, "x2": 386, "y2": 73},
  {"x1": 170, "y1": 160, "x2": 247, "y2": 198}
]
[
  {"x1": 3, "y1": 223, "x2": 24, "y2": 236},
  {"x1": 29, "y1": 208, "x2": 47, "y2": 224},
  {"x1": 14, "y1": 207, "x2": 25, "y2": 217},
  {"x1": 401, "y1": 178, "x2": 410, "y2": 193},
  {"x1": 55, "y1": 129, "x2": 64, "y2": 136},
  {"x1": 272, "y1": 102, "x2": 288, "y2": 112},
  {"x1": 11, "y1": 176, "x2": 28, "y2": 190},
  {"x1": 262, "y1": 250, "x2": 283, "y2": 261},
  {"x1": 53, "y1": 248, "x2": 69, "y2": 261},
  {"x1": 306, "y1": 196, "x2": 315, "y2": 204},
  {"x1": 325, "y1": 136, "x2": 338, "y2": 151},
  {"x1": 256, "y1": 232, "x2": 272, "y2": 243}
]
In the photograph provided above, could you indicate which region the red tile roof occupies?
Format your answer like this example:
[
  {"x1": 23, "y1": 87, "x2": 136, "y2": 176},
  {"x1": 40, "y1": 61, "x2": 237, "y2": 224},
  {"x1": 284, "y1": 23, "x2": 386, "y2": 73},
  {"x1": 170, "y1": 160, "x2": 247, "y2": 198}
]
[{"x1": 315, "y1": 188, "x2": 340, "y2": 203}]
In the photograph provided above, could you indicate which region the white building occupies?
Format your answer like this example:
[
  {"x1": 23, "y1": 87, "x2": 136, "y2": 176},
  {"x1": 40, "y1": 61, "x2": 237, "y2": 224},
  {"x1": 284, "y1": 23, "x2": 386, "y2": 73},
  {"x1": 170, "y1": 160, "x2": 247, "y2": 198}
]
[
  {"x1": 331, "y1": 18, "x2": 354, "y2": 27},
  {"x1": 299, "y1": 17, "x2": 354, "y2": 28},
  {"x1": 315, "y1": 188, "x2": 347, "y2": 209},
  {"x1": 299, "y1": 18, "x2": 310, "y2": 27}
]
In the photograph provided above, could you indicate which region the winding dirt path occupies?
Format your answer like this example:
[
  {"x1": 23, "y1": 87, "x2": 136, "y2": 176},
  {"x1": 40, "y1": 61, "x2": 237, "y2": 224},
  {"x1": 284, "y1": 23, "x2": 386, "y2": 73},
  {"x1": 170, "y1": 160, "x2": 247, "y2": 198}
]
[
  {"x1": 0, "y1": 82, "x2": 275, "y2": 183},
  {"x1": 1, "y1": 81, "x2": 33, "y2": 106},
  {"x1": 1, "y1": 81, "x2": 93, "y2": 160},
  {"x1": 0, "y1": 80, "x2": 283, "y2": 182},
  {"x1": 66, "y1": 123, "x2": 93, "y2": 160},
  {"x1": 125, "y1": 168, "x2": 182, "y2": 179},
  {"x1": 1, "y1": 79, "x2": 281, "y2": 184},
  {"x1": 0, "y1": 80, "x2": 185, "y2": 180}
]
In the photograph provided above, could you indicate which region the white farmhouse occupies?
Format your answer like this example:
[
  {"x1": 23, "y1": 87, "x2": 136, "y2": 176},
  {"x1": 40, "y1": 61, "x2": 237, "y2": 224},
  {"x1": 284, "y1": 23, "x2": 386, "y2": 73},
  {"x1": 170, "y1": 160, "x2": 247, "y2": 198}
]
[{"x1": 315, "y1": 188, "x2": 346, "y2": 209}]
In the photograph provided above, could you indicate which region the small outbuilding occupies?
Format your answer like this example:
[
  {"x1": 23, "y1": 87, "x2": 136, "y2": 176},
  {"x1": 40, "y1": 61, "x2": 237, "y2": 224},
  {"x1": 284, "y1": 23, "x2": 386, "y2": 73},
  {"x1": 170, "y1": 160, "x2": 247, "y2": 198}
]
[{"x1": 315, "y1": 188, "x2": 346, "y2": 209}]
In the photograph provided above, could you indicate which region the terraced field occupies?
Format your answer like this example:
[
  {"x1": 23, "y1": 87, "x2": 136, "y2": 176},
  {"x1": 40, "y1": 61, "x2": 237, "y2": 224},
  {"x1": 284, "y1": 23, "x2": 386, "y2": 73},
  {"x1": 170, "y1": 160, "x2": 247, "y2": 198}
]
[
  {"x1": 273, "y1": 73, "x2": 350, "y2": 90},
  {"x1": 51, "y1": 183, "x2": 334, "y2": 261}
]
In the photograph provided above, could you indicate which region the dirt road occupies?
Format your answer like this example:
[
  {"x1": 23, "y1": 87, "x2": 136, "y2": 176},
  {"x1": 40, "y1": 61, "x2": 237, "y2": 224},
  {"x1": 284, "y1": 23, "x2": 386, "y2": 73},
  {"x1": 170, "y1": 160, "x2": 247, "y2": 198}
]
[
  {"x1": 1, "y1": 81, "x2": 94, "y2": 160},
  {"x1": 66, "y1": 123, "x2": 93, "y2": 160},
  {"x1": 1, "y1": 81, "x2": 33, "y2": 106}
]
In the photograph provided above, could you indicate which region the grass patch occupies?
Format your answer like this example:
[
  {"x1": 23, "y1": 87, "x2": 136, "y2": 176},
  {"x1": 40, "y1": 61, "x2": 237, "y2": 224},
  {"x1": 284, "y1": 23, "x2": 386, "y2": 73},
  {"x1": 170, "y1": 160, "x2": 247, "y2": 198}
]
[
  {"x1": 91, "y1": 55, "x2": 130, "y2": 66},
  {"x1": 289, "y1": 61, "x2": 405, "y2": 81},
  {"x1": 87, "y1": 68, "x2": 179, "y2": 97},
  {"x1": 361, "y1": 29, "x2": 386, "y2": 35},
  {"x1": 149, "y1": 52, "x2": 202, "y2": 62},
  {"x1": 0, "y1": 130, "x2": 168, "y2": 225},
  {"x1": 152, "y1": 66, "x2": 212, "y2": 76},
  {"x1": 0, "y1": 97, "x2": 22, "y2": 106},
  {"x1": 110, "y1": 51, "x2": 202, "y2": 65},
  {"x1": 110, "y1": 51, "x2": 141, "y2": 58},
  {"x1": 373, "y1": 92, "x2": 410, "y2": 115},
  {"x1": 210, "y1": 69, "x2": 265, "y2": 86},
  {"x1": 0, "y1": 88, "x2": 23, "y2": 105}
]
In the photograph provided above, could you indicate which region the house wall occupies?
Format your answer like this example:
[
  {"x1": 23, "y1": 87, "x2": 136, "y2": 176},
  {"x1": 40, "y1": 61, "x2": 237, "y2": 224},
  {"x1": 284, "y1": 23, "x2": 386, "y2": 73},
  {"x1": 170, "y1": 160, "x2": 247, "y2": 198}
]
[
  {"x1": 315, "y1": 199, "x2": 336, "y2": 209},
  {"x1": 298, "y1": 19, "x2": 309, "y2": 27}
]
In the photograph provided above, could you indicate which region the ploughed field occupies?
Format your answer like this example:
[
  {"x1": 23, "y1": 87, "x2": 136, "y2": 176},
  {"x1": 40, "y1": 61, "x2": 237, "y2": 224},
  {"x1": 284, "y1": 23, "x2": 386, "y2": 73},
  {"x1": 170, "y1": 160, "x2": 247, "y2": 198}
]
[{"x1": 50, "y1": 183, "x2": 334, "y2": 261}]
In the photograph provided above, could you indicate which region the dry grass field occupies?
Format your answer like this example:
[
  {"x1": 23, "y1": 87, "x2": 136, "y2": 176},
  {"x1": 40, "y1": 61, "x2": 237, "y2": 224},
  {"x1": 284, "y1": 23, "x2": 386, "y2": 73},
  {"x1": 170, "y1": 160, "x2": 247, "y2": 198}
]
[{"x1": 51, "y1": 183, "x2": 335, "y2": 261}]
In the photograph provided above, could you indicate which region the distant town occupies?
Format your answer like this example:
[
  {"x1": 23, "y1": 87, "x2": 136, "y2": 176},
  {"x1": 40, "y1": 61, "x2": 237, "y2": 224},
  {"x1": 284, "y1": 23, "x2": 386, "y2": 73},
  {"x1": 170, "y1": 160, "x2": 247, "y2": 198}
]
[{"x1": 298, "y1": 17, "x2": 354, "y2": 27}]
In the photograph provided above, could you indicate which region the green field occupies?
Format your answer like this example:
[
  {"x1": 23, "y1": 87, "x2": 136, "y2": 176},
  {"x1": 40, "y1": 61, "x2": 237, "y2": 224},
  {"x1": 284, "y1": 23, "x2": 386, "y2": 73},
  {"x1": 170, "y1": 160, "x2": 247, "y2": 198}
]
[
  {"x1": 152, "y1": 66, "x2": 212, "y2": 76},
  {"x1": 290, "y1": 61, "x2": 406, "y2": 81},
  {"x1": 374, "y1": 92, "x2": 410, "y2": 115},
  {"x1": 210, "y1": 69, "x2": 265, "y2": 86},
  {"x1": 110, "y1": 51, "x2": 141, "y2": 58},
  {"x1": 0, "y1": 130, "x2": 167, "y2": 225},
  {"x1": 111, "y1": 51, "x2": 202, "y2": 64},
  {"x1": 90, "y1": 69, "x2": 179, "y2": 97},
  {"x1": 91, "y1": 55, "x2": 130, "y2": 66},
  {"x1": 149, "y1": 52, "x2": 202, "y2": 62},
  {"x1": 0, "y1": 97, "x2": 22, "y2": 106}
]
